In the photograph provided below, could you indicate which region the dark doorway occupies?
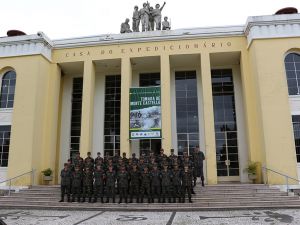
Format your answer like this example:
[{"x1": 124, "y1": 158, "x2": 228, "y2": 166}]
[{"x1": 140, "y1": 139, "x2": 161, "y2": 156}]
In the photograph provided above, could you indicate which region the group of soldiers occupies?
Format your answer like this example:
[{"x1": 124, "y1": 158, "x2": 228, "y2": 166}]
[
  {"x1": 60, "y1": 147, "x2": 205, "y2": 204},
  {"x1": 120, "y1": 2, "x2": 171, "y2": 33}
]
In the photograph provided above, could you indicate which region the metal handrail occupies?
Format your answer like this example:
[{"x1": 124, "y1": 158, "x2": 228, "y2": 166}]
[
  {"x1": 262, "y1": 166, "x2": 300, "y2": 195},
  {"x1": 0, "y1": 169, "x2": 36, "y2": 195}
]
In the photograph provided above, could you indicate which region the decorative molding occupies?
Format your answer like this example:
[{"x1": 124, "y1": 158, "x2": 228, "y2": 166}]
[
  {"x1": 53, "y1": 26, "x2": 244, "y2": 49},
  {"x1": 0, "y1": 32, "x2": 53, "y2": 61},
  {"x1": 245, "y1": 14, "x2": 300, "y2": 46}
]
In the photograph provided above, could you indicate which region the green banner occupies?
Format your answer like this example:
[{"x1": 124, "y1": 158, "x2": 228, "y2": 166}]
[{"x1": 129, "y1": 86, "x2": 161, "y2": 139}]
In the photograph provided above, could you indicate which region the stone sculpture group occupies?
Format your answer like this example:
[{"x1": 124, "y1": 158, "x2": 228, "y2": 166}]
[{"x1": 120, "y1": 2, "x2": 171, "y2": 33}]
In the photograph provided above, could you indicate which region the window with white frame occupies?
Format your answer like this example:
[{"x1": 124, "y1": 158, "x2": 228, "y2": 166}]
[
  {"x1": 292, "y1": 115, "x2": 300, "y2": 163},
  {"x1": 0, "y1": 125, "x2": 11, "y2": 167},
  {"x1": 285, "y1": 53, "x2": 300, "y2": 95},
  {"x1": 0, "y1": 71, "x2": 16, "y2": 109}
]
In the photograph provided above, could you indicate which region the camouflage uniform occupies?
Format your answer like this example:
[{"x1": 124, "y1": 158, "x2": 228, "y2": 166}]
[
  {"x1": 71, "y1": 168, "x2": 82, "y2": 202},
  {"x1": 150, "y1": 167, "x2": 161, "y2": 203},
  {"x1": 181, "y1": 168, "x2": 193, "y2": 203},
  {"x1": 117, "y1": 169, "x2": 129, "y2": 203},
  {"x1": 82, "y1": 168, "x2": 94, "y2": 203},
  {"x1": 161, "y1": 167, "x2": 172, "y2": 203},
  {"x1": 105, "y1": 169, "x2": 116, "y2": 203},
  {"x1": 140, "y1": 169, "x2": 151, "y2": 203},
  {"x1": 93, "y1": 167, "x2": 105, "y2": 203},
  {"x1": 171, "y1": 166, "x2": 182, "y2": 203},
  {"x1": 60, "y1": 167, "x2": 72, "y2": 202},
  {"x1": 129, "y1": 167, "x2": 140, "y2": 203}
]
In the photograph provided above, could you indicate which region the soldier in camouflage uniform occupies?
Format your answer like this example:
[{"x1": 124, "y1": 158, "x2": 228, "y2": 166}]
[
  {"x1": 59, "y1": 163, "x2": 72, "y2": 202},
  {"x1": 122, "y1": 152, "x2": 129, "y2": 166},
  {"x1": 150, "y1": 164, "x2": 161, "y2": 203},
  {"x1": 84, "y1": 152, "x2": 94, "y2": 172},
  {"x1": 117, "y1": 166, "x2": 129, "y2": 203},
  {"x1": 181, "y1": 165, "x2": 193, "y2": 203},
  {"x1": 192, "y1": 146, "x2": 205, "y2": 187},
  {"x1": 182, "y1": 153, "x2": 196, "y2": 194},
  {"x1": 94, "y1": 152, "x2": 104, "y2": 166},
  {"x1": 93, "y1": 164, "x2": 105, "y2": 203},
  {"x1": 140, "y1": 166, "x2": 151, "y2": 203},
  {"x1": 171, "y1": 163, "x2": 182, "y2": 203},
  {"x1": 169, "y1": 149, "x2": 178, "y2": 169},
  {"x1": 131, "y1": 153, "x2": 139, "y2": 165},
  {"x1": 157, "y1": 148, "x2": 168, "y2": 169},
  {"x1": 71, "y1": 166, "x2": 82, "y2": 202},
  {"x1": 129, "y1": 164, "x2": 140, "y2": 203},
  {"x1": 105, "y1": 166, "x2": 116, "y2": 203},
  {"x1": 82, "y1": 167, "x2": 94, "y2": 203},
  {"x1": 161, "y1": 164, "x2": 172, "y2": 203}
]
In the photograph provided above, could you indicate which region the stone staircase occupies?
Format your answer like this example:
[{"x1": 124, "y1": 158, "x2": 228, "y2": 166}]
[{"x1": 0, "y1": 184, "x2": 300, "y2": 211}]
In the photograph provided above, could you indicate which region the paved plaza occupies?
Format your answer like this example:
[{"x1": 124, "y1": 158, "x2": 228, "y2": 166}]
[{"x1": 0, "y1": 209, "x2": 299, "y2": 225}]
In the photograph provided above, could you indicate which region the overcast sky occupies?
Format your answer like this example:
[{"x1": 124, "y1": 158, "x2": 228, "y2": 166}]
[{"x1": 1, "y1": 0, "x2": 299, "y2": 40}]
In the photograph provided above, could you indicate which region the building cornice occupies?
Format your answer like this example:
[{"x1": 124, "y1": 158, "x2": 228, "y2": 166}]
[
  {"x1": 0, "y1": 32, "x2": 53, "y2": 61},
  {"x1": 245, "y1": 13, "x2": 300, "y2": 47},
  {"x1": 52, "y1": 25, "x2": 245, "y2": 49}
]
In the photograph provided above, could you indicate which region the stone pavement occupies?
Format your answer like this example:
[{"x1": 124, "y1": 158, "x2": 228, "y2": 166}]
[{"x1": 0, "y1": 209, "x2": 299, "y2": 225}]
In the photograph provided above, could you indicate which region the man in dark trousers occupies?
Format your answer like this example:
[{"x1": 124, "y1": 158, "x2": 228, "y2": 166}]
[
  {"x1": 93, "y1": 164, "x2": 105, "y2": 203},
  {"x1": 129, "y1": 164, "x2": 140, "y2": 203},
  {"x1": 60, "y1": 163, "x2": 72, "y2": 202},
  {"x1": 71, "y1": 166, "x2": 82, "y2": 202},
  {"x1": 193, "y1": 146, "x2": 205, "y2": 187},
  {"x1": 181, "y1": 165, "x2": 193, "y2": 203}
]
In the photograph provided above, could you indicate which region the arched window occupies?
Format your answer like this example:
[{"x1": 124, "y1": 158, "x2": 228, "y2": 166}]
[
  {"x1": 285, "y1": 53, "x2": 300, "y2": 95},
  {"x1": 0, "y1": 71, "x2": 16, "y2": 109}
]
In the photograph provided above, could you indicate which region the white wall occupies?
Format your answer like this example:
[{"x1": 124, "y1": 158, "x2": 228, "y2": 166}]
[{"x1": 0, "y1": 167, "x2": 7, "y2": 186}]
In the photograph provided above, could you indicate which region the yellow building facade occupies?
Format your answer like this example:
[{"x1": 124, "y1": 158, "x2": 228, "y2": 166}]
[{"x1": 0, "y1": 13, "x2": 300, "y2": 186}]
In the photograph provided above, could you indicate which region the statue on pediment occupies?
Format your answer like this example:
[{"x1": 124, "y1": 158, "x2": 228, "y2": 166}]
[{"x1": 120, "y1": 18, "x2": 132, "y2": 33}]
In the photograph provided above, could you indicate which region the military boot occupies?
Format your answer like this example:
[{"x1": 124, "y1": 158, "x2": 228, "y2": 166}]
[
  {"x1": 88, "y1": 197, "x2": 92, "y2": 203},
  {"x1": 81, "y1": 198, "x2": 85, "y2": 203},
  {"x1": 189, "y1": 197, "x2": 193, "y2": 203},
  {"x1": 201, "y1": 179, "x2": 205, "y2": 187},
  {"x1": 106, "y1": 198, "x2": 109, "y2": 203},
  {"x1": 112, "y1": 197, "x2": 115, "y2": 203},
  {"x1": 168, "y1": 197, "x2": 171, "y2": 203},
  {"x1": 125, "y1": 198, "x2": 128, "y2": 203},
  {"x1": 191, "y1": 188, "x2": 195, "y2": 194},
  {"x1": 119, "y1": 197, "x2": 122, "y2": 204},
  {"x1": 101, "y1": 197, "x2": 104, "y2": 203},
  {"x1": 59, "y1": 197, "x2": 64, "y2": 202},
  {"x1": 173, "y1": 197, "x2": 176, "y2": 203},
  {"x1": 140, "y1": 198, "x2": 143, "y2": 203},
  {"x1": 93, "y1": 198, "x2": 97, "y2": 203},
  {"x1": 136, "y1": 197, "x2": 139, "y2": 203},
  {"x1": 77, "y1": 197, "x2": 81, "y2": 202},
  {"x1": 71, "y1": 197, "x2": 75, "y2": 202},
  {"x1": 67, "y1": 196, "x2": 71, "y2": 202},
  {"x1": 158, "y1": 197, "x2": 161, "y2": 203},
  {"x1": 148, "y1": 198, "x2": 151, "y2": 203},
  {"x1": 162, "y1": 198, "x2": 165, "y2": 203}
]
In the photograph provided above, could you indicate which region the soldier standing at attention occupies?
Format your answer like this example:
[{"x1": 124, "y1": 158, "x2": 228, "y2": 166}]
[
  {"x1": 161, "y1": 164, "x2": 172, "y2": 203},
  {"x1": 129, "y1": 164, "x2": 140, "y2": 203},
  {"x1": 157, "y1": 148, "x2": 168, "y2": 169},
  {"x1": 122, "y1": 152, "x2": 129, "y2": 166},
  {"x1": 140, "y1": 166, "x2": 151, "y2": 203},
  {"x1": 150, "y1": 164, "x2": 161, "y2": 203},
  {"x1": 93, "y1": 164, "x2": 105, "y2": 203},
  {"x1": 193, "y1": 146, "x2": 205, "y2": 187},
  {"x1": 131, "y1": 153, "x2": 139, "y2": 165},
  {"x1": 117, "y1": 166, "x2": 129, "y2": 203},
  {"x1": 71, "y1": 166, "x2": 82, "y2": 202},
  {"x1": 171, "y1": 163, "x2": 182, "y2": 203},
  {"x1": 84, "y1": 152, "x2": 94, "y2": 172},
  {"x1": 59, "y1": 163, "x2": 72, "y2": 202},
  {"x1": 94, "y1": 152, "x2": 103, "y2": 166},
  {"x1": 181, "y1": 165, "x2": 193, "y2": 203},
  {"x1": 169, "y1": 149, "x2": 178, "y2": 168},
  {"x1": 81, "y1": 167, "x2": 94, "y2": 203},
  {"x1": 105, "y1": 166, "x2": 116, "y2": 203}
]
